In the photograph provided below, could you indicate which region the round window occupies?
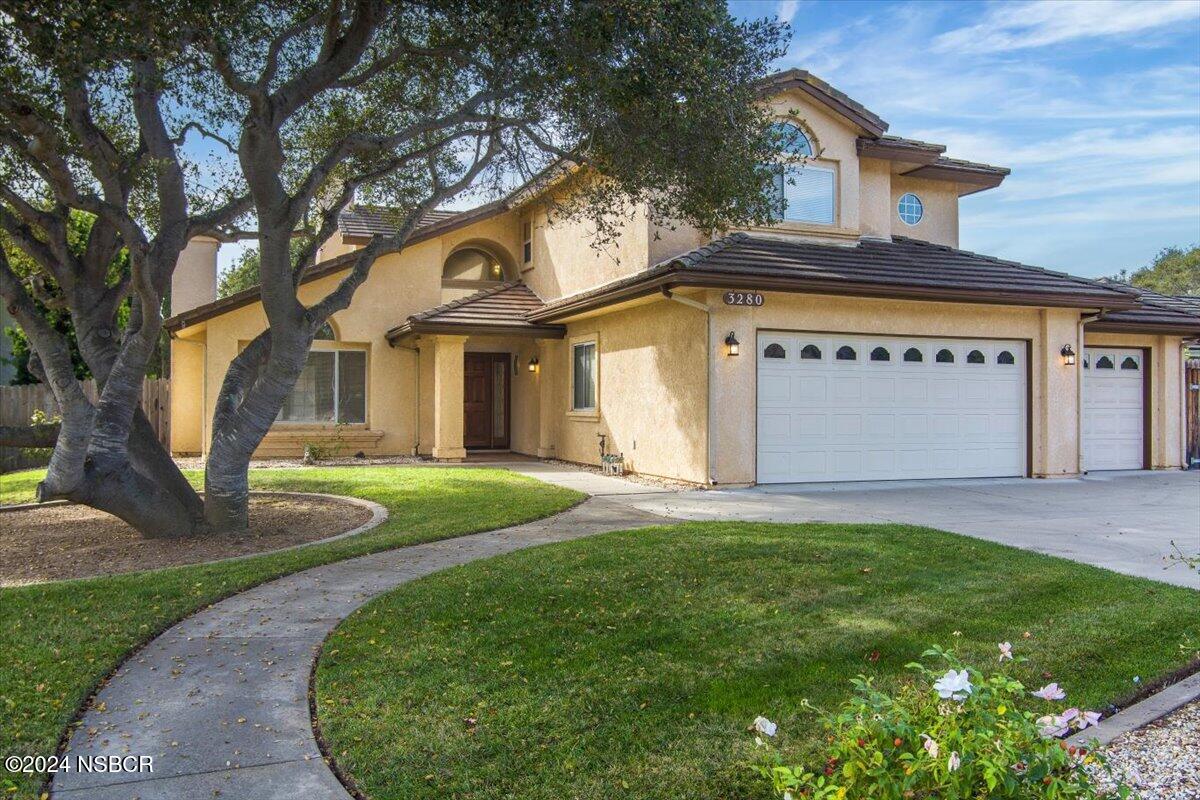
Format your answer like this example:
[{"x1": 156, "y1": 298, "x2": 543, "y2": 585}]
[{"x1": 897, "y1": 193, "x2": 924, "y2": 226}]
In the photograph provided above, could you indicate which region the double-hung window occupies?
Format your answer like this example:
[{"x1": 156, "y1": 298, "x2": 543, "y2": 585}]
[
  {"x1": 278, "y1": 349, "x2": 367, "y2": 424},
  {"x1": 775, "y1": 164, "x2": 835, "y2": 225},
  {"x1": 571, "y1": 340, "x2": 597, "y2": 412}
]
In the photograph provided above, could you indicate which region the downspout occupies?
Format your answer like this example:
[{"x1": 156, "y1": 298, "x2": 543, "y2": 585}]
[
  {"x1": 1077, "y1": 310, "x2": 1104, "y2": 474},
  {"x1": 390, "y1": 337, "x2": 421, "y2": 455},
  {"x1": 661, "y1": 286, "x2": 717, "y2": 485}
]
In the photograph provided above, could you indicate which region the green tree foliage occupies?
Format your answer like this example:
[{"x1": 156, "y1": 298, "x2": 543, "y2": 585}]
[
  {"x1": 218, "y1": 239, "x2": 310, "y2": 298},
  {"x1": 1110, "y1": 245, "x2": 1200, "y2": 296},
  {"x1": 0, "y1": 212, "x2": 167, "y2": 384}
]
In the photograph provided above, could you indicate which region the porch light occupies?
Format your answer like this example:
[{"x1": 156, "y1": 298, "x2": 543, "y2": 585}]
[
  {"x1": 1061, "y1": 344, "x2": 1076, "y2": 366},
  {"x1": 725, "y1": 331, "x2": 740, "y2": 356},
  {"x1": 528, "y1": 356, "x2": 539, "y2": 373}
]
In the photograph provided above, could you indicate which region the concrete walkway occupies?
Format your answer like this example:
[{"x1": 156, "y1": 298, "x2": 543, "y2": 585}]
[{"x1": 52, "y1": 487, "x2": 673, "y2": 799}]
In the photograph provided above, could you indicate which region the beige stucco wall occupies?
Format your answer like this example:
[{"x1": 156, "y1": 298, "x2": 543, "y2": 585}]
[
  {"x1": 890, "y1": 175, "x2": 960, "y2": 247},
  {"x1": 858, "y1": 157, "x2": 893, "y2": 241},
  {"x1": 171, "y1": 210, "x2": 527, "y2": 459},
  {"x1": 552, "y1": 298, "x2": 709, "y2": 483},
  {"x1": 705, "y1": 291, "x2": 1086, "y2": 485},
  {"x1": 169, "y1": 330, "x2": 207, "y2": 454},
  {"x1": 1085, "y1": 332, "x2": 1187, "y2": 469}
]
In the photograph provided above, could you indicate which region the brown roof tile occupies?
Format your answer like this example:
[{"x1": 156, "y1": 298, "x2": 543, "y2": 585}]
[
  {"x1": 338, "y1": 207, "x2": 459, "y2": 240},
  {"x1": 529, "y1": 233, "x2": 1141, "y2": 321},
  {"x1": 386, "y1": 282, "x2": 565, "y2": 342}
]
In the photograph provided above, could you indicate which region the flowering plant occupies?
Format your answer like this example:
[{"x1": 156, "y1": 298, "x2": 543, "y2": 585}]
[{"x1": 750, "y1": 645, "x2": 1130, "y2": 799}]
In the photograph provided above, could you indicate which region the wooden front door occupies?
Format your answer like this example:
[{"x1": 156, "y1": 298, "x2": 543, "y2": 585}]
[{"x1": 463, "y1": 352, "x2": 510, "y2": 449}]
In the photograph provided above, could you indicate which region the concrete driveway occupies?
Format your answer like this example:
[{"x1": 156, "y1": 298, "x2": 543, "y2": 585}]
[{"x1": 621, "y1": 471, "x2": 1200, "y2": 589}]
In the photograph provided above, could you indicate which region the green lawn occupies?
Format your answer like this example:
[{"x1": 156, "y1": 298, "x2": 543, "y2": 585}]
[
  {"x1": 0, "y1": 469, "x2": 44, "y2": 505},
  {"x1": 316, "y1": 521, "x2": 1200, "y2": 800},
  {"x1": 0, "y1": 467, "x2": 582, "y2": 799}
]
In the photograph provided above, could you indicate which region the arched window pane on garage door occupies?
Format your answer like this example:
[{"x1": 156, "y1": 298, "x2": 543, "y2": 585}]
[
  {"x1": 936, "y1": 348, "x2": 954, "y2": 363},
  {"x1": 836, "y1": 345, "x2": 857, "y2": 361},
  {"x1": 903, "y1": 347, "x2": 923, "y2": 362},
  {"x1": 997, "y1": 350, "x2": 1015, "y2": 365},
  {"x1": 800, "y1": 344, "x2": 822, "y2": 360},
  {"x1": 1120, "y1": 356, "x2": 1139, "y2": 370},
  {"x1": 763, "y1": 343, "x2": 786, "y2": 359},
  {"x1": 870, "y1": 346, "x2": 891, "y2": 362},
  {"x1": 967, "y1": 349, "x2": 985, "y2": 364},
  {"x1": 1096, "y1": 356, "x2": 1114, "y2": 369}
]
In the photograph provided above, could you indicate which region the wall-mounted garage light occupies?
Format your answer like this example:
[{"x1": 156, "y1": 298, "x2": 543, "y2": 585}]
[
  {"x1": 724, "y1": 331, "x2": 740, "y2": 357},
  {"x1": 528, "y1": 356, "x2": 539, "y2": 373},
  {"x1": 1060, "y1": 344, "x2": 1076, "y2": 366}
]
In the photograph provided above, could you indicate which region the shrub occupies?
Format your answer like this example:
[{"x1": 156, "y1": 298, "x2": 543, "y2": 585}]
[{"x1": 750, "y1": 645, "x2": 1128, "y2": 799}]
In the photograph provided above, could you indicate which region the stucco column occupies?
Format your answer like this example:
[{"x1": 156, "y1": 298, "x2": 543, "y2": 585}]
[
  {"x1": 431, "y1": 335, "x2": 467, "y2": 461},
  {"x1": 1034, "y1": 308, "x2": 1081, "y2": 477},
  {"x1": 709, "y1": 296, "x2": 756, "y2": 486},
  {"x1": 536, "y1": 338, "x2": 559, "y2": 458}
]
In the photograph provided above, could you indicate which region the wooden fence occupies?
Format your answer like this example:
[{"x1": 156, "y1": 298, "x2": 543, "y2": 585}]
[
  {"x1": 1188, "y1": 359, "x2": 1200, "y2": 470},
  {"x1": 0, "y1": 379, "x2": 169, "y2": 473}
]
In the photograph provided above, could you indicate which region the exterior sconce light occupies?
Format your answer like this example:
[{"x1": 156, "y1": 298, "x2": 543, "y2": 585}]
[
  {"x1": 528, "y1": 356, "x2": 539, "y2": 373},
  {"x1": 725, "y1": 331, "x2": 740, "y2": 356},
  {"x1": 1060, "y1": 344, "x2": 1076, "y2": 366}
]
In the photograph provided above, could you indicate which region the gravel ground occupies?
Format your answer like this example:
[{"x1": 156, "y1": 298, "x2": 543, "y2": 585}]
[
  {"x1": 1091, "y1": 699, "x2": 1200, "y2": 799},
  {"x1": 542, "y1": 458, "x2": 701, "y2": 490}
]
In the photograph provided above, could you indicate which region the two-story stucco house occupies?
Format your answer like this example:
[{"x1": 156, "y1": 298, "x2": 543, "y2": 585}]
[{"x1": 165, "y1": 69, "x2": 1200, "y2": 485}]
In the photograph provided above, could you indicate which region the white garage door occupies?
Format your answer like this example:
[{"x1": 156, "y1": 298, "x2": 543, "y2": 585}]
[
  {"x1": 756, "y1": 332, "x2": 1027, "y2": 483},
  {"x1": 1083, "y1": 348, "x2": 1144, "y2": 471}
]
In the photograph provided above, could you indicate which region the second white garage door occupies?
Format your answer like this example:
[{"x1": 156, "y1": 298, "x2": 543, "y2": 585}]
[
  {"x1": 757, "y1": 332, "x2": 1027, "y2": 483},
  {"x1": 1082, "y1": 347, "x2": 1144, "y2": 471}
]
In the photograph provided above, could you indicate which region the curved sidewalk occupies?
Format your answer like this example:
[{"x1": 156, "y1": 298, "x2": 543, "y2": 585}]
[{"x1": 52, "y1": 492, "x2": 673, "y2": 799}]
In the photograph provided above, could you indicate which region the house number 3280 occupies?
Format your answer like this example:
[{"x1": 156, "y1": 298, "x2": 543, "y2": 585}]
[{"x1": 723, "y1": 291, "x2": 765, "y2": 307}]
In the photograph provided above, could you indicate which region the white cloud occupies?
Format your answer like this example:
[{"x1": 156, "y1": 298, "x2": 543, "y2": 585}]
[
  {"x1": 775, "y1": 0, "x2": 801, "y2": 24},
  {"x1": 933, "y1": 0, "x2": 1200, "y2": 54}
]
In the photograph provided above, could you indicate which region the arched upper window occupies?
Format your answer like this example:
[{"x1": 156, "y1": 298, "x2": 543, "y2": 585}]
[
  {"x1": 1120, "y1": 356, "x2": 1139, "y2": 370},
  {"x1": 800, "y1": 344, "x2": 822, "y2": 360},
  {"x1": 443, "y1": 247, "x2": 507, "y2": 283},
  {"x1": 763, "y1": 343, "x2": 786, "y2": 359},
  {"x1": 967, "y1": 349, "x2": 986, "y2": 364},
  {"x1": 936, "y1": 348, "x2": 955, "y2": 363},
  {"x1": 836, "y1": 345, "x2": 857, "y2": 361},
  {"x1": 870, "y1": 346, "x2": 891, "y2": 362},
  {"x1": 997, "y1": 350, "x2": 1015, "y2": 365},
  {"x1": 903, "y1": 347, "x2": 923, "y2": 363},
  {"x1": 770, "y1": 121, "x2": 814, "y2": 157},
  {"x1": 314, "y1": 322, "x2": 335, "y2": 340},
  {"x1": 1096, "y1": 355, "x2": 1114, "y2": 369}
]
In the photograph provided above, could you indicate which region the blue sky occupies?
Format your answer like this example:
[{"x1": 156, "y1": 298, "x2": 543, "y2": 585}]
[{"x1": 728, "y1": 0, "x2": 1200, "y2": 277}]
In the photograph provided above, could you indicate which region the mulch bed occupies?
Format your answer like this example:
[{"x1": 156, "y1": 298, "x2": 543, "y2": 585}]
[{"x1": 0, "y1": 494, "x2": 373, "y2": 585}]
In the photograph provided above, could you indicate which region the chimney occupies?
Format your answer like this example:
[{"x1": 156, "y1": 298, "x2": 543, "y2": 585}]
[{"x1": 171, "y1": 236, "x2": 220, "y2": 316}]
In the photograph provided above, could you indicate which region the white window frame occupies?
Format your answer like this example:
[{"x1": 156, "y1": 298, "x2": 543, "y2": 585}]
[
  {"x1": 897, "y1": 192, "x2": 924, "y2": 226},
  {"x1": 521, "y1": 220, "x2": 533, "y2": 266},
  {"x1": 778, "y1": 163, "x2": 837, "y2": 226},
  {"x1": 568, "y1": 335, "x2": 599, "y2": 417},
  {"x1": 275, "y1": 345, "x2": 369, "y2": 426}
]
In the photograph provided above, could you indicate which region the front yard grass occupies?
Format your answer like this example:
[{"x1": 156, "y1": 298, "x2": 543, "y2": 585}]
[
  {"x1": 316, "y1": 521, "x2": 1200, "y2": 800},
  {"x1": 0, "y1": 467, "x2": 582, "y2": 799}
]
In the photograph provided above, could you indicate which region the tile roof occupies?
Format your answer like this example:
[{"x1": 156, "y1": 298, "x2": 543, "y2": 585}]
[
  {"x1": 338, "y1": 207, "x2": 460, "y2": 239},
  {"x1": 760, "y1": 69, "x2": 889, "y2": 136},
  {"x1": 530, "y1": 233, "x2": 1141, "y2": 321},
  {"x1": 1089, "y1": 284, "x2": 1200, "y2": 334},
  {"x1": 386, "y1": 282, "x2": 565, "y2": 342}
]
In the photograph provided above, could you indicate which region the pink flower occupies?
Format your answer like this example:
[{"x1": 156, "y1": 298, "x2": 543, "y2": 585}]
[
  {"x1": 1059, "y1": 707, "x2": 1079, "y2": 726},
  {"x1": 1037, "y1": 714, "x2": 1069, "y2": 738},
  {"x1": 1032, "y1": 682, "x2": 1066, "y2": 701},
  {"x1": 921, "y1": 734, "x2": 939, "y2": 758},
  {"x1": 998, "y1": 642, "x2": 1013, "y2": 661},
  {"x1": 1079, "y1": 710, "x2": 1102, "y2": 729},
  {"x1": 947, "y1": 751, "x2": 961, "y2": 772}
]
